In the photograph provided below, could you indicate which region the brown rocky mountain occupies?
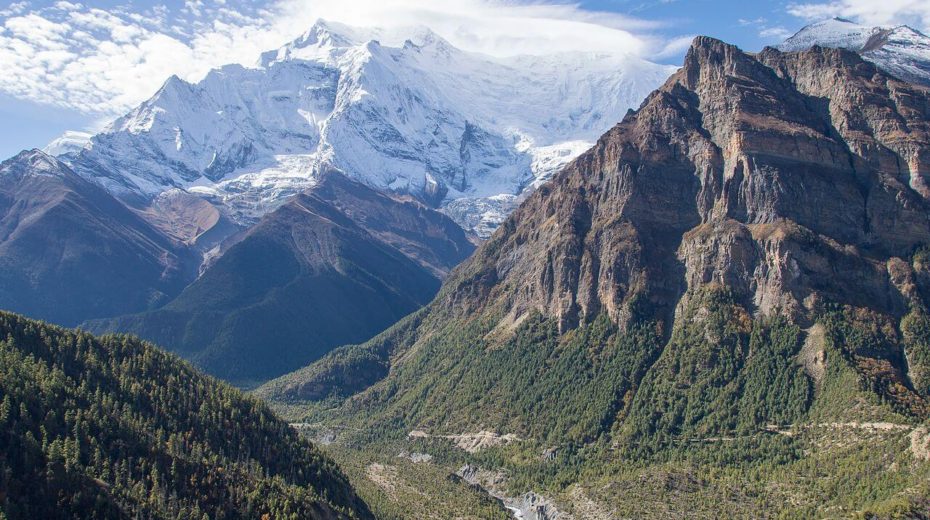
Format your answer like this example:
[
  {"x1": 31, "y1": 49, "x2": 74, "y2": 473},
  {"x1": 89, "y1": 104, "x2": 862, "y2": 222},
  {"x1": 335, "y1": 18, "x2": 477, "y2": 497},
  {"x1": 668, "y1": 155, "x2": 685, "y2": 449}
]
[
  {"x1": 256, "y1": 36, "x2": 930, "y2": 517},
  {"x1": 264, "y1": 36, "x2": 930, "y2": 427},
  {"x1": 455, "y1": 36, "x2": 930, "y2": 332},
  {"x1": 87, "y1": 170, "x2": 475, "y2": 385},
  {"x1": 136, "y1": 188, "x2": 240, "y2": 253},
  {"x1": 0, "y1": 150, "x2": 197, "y2": 326}
]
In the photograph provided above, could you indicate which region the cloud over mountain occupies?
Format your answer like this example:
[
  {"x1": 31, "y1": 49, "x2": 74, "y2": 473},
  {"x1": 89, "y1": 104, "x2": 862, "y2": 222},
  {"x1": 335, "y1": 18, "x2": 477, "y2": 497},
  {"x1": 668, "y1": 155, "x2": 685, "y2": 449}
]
[{"x1": 0, "y1": 0, "x2": 672, "y2": 117}]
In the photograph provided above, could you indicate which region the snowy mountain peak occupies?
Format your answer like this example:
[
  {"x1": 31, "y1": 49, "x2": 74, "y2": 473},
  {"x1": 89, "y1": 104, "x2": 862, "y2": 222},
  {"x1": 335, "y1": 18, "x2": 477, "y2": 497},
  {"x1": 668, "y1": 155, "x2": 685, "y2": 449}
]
[
  {"x1": 298, "y1": 19, "x2": 357, "y2": 48},
  {"x1": 259, "y1": 19, "x2": 360, "y2": 66},
  {"x1": 156, "y1": 75, "x2": 194, "y2": 98},
  {"x1": 779, "y1": 19, "x2": 930, "y2": 86},
  {"x1": 66, "y1": 21, "x2": 673, "y2": 236},
  {"x1": 778, "y1": 18, "x2": 873, "y2": 52},
  {"x1": 864, "y1": 24, "x2": 930, "y2": 51},
  {"x1": 1, "y1": 149, "x2": 72, "y2": 179},
  {"x1": 258, "y1": 20, "x2": 457, "y2": 68}
]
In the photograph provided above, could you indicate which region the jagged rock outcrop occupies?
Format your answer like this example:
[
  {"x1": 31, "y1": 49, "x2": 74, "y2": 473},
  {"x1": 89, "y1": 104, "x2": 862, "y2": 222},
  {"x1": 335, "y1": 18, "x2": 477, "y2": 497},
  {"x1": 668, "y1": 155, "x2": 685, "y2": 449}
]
[
  {"x1": 440, "y1": 37, "x2": 930, "y2": 331},
  {"x1": 456, "y1": 465, "x2": 570, "y2": 520}
]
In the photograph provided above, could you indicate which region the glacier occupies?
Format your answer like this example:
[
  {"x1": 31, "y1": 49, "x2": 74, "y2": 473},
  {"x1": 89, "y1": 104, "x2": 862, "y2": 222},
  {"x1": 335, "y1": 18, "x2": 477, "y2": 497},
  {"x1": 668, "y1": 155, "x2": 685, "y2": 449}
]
[{"x1": 53, "y1": 20, "x2": 673, "y2": 237}]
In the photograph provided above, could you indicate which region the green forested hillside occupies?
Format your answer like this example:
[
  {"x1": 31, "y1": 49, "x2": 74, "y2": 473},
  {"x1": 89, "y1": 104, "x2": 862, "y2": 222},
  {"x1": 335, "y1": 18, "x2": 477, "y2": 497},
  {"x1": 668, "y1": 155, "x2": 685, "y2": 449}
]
[
  {"x1": 0, "y1": 311, "x2": 372, "y2": 520},
  {"x1": 264, "y1": 289, "x2": 930, "y2": 518}
]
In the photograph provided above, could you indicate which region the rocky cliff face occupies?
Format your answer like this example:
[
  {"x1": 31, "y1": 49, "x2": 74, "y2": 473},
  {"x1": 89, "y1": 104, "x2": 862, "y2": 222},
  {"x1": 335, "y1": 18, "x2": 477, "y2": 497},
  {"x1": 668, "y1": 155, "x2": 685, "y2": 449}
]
[
  {"x1": 261, "y1": 36, "x2": 930, "y2": 517},
  {"x1": 440, "y1": 37, "x2": 930, "y2": 332}
]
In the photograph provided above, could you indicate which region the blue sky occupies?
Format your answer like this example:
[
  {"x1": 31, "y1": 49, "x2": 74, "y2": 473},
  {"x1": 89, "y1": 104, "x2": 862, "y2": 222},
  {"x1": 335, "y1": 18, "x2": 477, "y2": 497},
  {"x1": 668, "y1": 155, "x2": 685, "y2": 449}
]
[
  {"x1": 580, "y1": 0, "x2": 803, "y2": 50},
  {"x1": 1, "y1": 0, "x2": 928, "y2": 160}
]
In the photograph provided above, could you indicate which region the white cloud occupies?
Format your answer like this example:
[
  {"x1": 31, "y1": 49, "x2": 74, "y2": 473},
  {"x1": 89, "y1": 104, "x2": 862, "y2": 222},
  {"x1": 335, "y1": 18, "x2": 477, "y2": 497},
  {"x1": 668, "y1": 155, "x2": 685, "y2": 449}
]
[
  {"x1": 759, "y1": 26, "x2": 794, "y2": 40},
  {"x1": 53, "y1": 2, "x2": 81, "y2": 12},
  {"x1": 653, "y1": 34, "x2": 696, "y2": 59},
  {"x1": 0, "y1": 1, "x2": 29, "y2": 18},
  {"x1": 787, "y1": 0, "x2": 930, "y2": 31},
  {"x1": 735, "y1": 15, "x2": 795, "y2": 43},
  {"x1": 0, "y1": 0, "x2": 682, "y2": 118},
  {"x1": 270, "y1": 0, "x2": 667, "y2": 56},
  {"x1": 738, "y1": 17, "x2": 767, "y2": 27}
]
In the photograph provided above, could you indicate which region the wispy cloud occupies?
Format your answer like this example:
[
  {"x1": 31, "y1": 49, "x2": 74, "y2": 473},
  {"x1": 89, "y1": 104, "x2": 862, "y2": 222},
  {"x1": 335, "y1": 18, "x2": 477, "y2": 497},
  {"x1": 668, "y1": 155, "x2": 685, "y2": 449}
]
[
  {"x1": 737, "y1": 17, "x2": 767, "y2": 27},
  {"x1": 653, "y1": 34, "x2": 696, "y2": 59},
  {"x1": 737, "y1": 16, "x2": 794, "y2": 43},
  {"x1": 0, "y1": 0, "x2": 683, "y2": 119},
  {"x1": 0, "y1": 1, "x2": 29, "y2": 18},
  {"x1": 787, "y1": 0, "x2": 930, "y2": 31},
  {"x1": 759, "y1": 26, "x2": 794, "y2": 40}
]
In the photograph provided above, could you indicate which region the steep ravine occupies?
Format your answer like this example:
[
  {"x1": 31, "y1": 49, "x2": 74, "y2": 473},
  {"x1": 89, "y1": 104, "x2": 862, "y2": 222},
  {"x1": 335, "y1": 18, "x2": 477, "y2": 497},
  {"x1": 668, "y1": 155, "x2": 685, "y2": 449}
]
[{"x1": 456, "y1": 465, "x2": 570, "y2": 520}]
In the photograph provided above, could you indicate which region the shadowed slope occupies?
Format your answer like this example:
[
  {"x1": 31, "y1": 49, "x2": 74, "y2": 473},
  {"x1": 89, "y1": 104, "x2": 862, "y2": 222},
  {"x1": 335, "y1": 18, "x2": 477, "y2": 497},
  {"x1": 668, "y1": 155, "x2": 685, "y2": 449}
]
[
  {"x1": 0, "y1": 150, "x2": 196, "y2": 327},
  {"x1": 88, "y1": 171, "x2": 474, "y2": 384}
]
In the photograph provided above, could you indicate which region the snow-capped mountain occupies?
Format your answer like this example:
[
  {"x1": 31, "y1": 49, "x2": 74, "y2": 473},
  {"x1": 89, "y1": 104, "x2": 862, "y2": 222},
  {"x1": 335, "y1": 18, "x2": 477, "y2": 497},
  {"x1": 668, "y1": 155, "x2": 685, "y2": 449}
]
[
  {"x1": 779, "y1": 18, "x2": 930, "y2": 86},
  {"x1": 59, "y1": 20, "x2": 673, "y2": 236}
]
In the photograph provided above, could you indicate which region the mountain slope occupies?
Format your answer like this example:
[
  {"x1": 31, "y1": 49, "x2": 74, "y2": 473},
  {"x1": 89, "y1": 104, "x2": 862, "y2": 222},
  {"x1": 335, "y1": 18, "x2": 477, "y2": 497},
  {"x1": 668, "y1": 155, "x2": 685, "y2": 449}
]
[
  {"x1": 260, "y1": 38, "x2": 930, "y2": 516},
  {"x1": 87, "y1": 171, "x2": 474, "y2": 384},
  {"x1": 61, "y1": 20, "x2": 672, "y2": 236},
  {"x1": 779, "y1": 18, "x2": 930, "y2": 86},
  {"x1": 0, "y1": 310, "x2": 372, "y2": 519},
  {"x1": 0, "y1": 150, "x2": 195, "y2": 326}
]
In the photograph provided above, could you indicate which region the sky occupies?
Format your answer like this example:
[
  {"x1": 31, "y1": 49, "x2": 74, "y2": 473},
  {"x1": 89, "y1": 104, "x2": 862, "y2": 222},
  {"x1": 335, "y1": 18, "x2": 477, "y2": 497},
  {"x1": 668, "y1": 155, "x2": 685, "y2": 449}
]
[{"x1": 1, "y1": 0, "x2": 929, "y2": 160}]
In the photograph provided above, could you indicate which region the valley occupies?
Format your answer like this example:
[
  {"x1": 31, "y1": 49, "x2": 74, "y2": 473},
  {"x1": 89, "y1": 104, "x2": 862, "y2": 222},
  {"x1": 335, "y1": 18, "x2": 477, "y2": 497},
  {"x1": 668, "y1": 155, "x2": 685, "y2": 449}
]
[
  {"x1": 2, "y1": 8, "x2": 930, "y2": 520},
  {"x1": 256, "y1": 34, "x2": 930, "y2": 517}
]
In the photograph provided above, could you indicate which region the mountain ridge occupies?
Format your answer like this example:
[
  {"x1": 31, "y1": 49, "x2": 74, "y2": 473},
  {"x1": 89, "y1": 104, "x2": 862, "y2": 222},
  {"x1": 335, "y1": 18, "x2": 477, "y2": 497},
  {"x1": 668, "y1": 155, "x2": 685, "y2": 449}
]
[
  {"x1": 52, "y1": 19, "x2": 672, "y2": 237},
  {"x1": 0, "y1": 150, "x2": 197, "y2": 326},
  {"x1": 0, "y1": 310, "x2": 372, "y2": 519},
  {"x1": 779, "y1": 17, "x2": 930, "y2": 86},
  {"x1": 86, "y1": 170, "x2": 475, "y2": 384}
]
